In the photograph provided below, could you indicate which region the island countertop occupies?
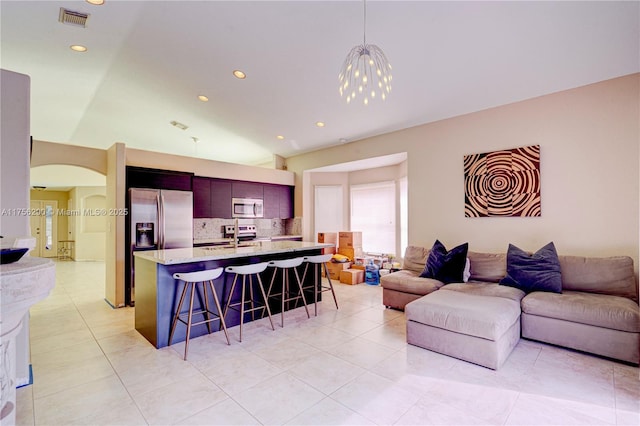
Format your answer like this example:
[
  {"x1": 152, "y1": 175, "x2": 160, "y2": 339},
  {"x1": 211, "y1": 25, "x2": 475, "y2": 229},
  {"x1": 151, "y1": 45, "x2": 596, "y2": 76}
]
[{"x1": 134, "y1": 240, "x2": 333, "y2": 265}]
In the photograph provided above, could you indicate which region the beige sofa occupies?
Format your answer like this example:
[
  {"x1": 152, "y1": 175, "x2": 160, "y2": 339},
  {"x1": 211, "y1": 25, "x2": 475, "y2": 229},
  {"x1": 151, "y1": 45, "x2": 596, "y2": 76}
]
[{"x1": 381, "y1": 246, "x2": 640, "y2": 366}]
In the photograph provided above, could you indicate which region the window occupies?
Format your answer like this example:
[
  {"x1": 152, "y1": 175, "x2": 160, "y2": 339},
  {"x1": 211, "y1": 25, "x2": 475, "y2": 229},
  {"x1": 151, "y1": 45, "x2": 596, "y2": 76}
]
[
  {"x1": 399, "y1": 176, "x2": 408, "y2": 257},
  {"x1": 350, "y1": 181, "x2": 396, "y2": 255}
]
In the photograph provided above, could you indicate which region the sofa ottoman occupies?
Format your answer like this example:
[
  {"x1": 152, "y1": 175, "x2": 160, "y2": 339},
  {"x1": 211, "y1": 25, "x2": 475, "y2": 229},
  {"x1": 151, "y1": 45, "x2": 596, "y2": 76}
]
[{"x1": 406, "y1": 285, "x2": 524, "y2": 369}]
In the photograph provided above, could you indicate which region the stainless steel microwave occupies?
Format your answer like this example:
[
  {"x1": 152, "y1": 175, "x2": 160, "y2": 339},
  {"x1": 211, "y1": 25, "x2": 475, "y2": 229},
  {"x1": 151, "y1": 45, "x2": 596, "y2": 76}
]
[{"x1": 232, "y1": 197, "x2": 264, "y2": 218}]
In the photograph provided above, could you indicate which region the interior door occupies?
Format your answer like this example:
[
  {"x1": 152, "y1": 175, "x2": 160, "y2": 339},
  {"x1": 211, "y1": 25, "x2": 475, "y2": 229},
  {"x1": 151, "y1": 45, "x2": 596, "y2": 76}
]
[{"x1": 29, "y1": 200, "x2": 58, "y2": 258}]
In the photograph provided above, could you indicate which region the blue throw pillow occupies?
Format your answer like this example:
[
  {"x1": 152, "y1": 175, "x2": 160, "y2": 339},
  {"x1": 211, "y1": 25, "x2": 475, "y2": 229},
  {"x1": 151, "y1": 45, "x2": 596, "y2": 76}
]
[
  {"x1": 500, "y1": 242, "x2": 562, "y2": 293},
  {"x1": 420, "y1": 240, "x2": 469, "y2": 284}
]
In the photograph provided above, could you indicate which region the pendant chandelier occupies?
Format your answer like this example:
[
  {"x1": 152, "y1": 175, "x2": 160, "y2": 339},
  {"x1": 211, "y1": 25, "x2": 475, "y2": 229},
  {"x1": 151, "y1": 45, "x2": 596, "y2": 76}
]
[{"x1": 338, "y1": 0, "x2": 392, "y2": 105}]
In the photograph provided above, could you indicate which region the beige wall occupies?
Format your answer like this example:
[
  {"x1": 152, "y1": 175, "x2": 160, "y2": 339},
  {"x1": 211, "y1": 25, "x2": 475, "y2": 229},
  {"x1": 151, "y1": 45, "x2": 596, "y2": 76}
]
[
  {"x1": 287, "y1": 74, "x2": 640, "y2": 276},
  {"x1": 31, "y1": 140, "x2": 107, "y2": 174},
  {"x1": 106, "y1": 143, "x2": 126, "y2": 307},
  {"x1": 69, "y1": 186, "x2": 107, "y2": 261},
  {"x1": 30, "y1": 189, "x2": 70, "y2": 241},
  {"x1": 126, "y1": 147, "x2": 294, "y2": 186}
]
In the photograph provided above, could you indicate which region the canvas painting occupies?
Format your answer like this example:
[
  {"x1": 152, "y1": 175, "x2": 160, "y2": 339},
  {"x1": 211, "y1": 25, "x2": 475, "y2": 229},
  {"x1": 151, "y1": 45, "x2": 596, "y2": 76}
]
[{"x1": 464, "y1": 145, "x2": 541, "y2": 217}]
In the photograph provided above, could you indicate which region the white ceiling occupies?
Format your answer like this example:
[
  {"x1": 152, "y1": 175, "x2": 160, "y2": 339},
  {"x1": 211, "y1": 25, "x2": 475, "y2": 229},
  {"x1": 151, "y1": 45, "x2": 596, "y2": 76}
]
[{"x1": 2, "y1": 1, "x2": 639, "y2": 170}]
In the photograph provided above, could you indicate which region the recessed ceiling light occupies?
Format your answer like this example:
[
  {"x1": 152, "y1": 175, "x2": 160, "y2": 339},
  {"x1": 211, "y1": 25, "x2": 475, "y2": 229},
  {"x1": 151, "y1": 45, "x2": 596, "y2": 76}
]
[
  {"x1": 70, "y1": 45, "x2": 87, "y2": 52},
  {"x1": 197, "y1": 95, "x2": 209, "y2": 102},
  {"x1": 86, "y1": 0, "x2": 105, "y2": 5},
  {"x1": 315, "y1": 121, "x2": 325, "y2": 128},
  {"x1": 339, "y1": 138, "x2": 348, "y2": 143},
  {"x1": 233, "y1": 70, "x2": 246, "y2": 79},
  {"x1": 276, "y1": 135, "x2": 285, "y2": 140}
]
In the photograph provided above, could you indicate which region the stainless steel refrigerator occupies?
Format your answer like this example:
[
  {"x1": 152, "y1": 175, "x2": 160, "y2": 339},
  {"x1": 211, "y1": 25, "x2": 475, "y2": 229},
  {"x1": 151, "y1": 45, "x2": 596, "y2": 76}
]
[{"x1": 128, "y1": 188, "x2": 193, "y2": 305}]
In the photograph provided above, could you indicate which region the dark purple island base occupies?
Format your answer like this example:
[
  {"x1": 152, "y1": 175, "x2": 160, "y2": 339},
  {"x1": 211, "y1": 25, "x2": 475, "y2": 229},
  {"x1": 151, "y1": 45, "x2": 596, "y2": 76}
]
[{"x1": 133, "y1": 241, "x2": 333, "y2": 348}]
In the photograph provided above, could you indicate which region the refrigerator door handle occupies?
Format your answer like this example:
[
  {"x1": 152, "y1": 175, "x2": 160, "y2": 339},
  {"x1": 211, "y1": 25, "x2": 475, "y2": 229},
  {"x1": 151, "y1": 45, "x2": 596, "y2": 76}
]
[{"x1": 158, "y1": 193, "x2": 165, "y2": 249}]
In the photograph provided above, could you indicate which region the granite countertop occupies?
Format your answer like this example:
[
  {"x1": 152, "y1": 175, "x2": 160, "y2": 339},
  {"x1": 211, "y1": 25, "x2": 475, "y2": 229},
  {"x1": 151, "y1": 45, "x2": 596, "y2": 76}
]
[
  {"x1": 135, "y1": 240, "x2": 332, "y2": 265},
  {"x1": 193, "y1": 235, "x2": 302, "y2": 245},
  {"x1": 192, "y1": 237, "x2": 234, "y2": 245}
]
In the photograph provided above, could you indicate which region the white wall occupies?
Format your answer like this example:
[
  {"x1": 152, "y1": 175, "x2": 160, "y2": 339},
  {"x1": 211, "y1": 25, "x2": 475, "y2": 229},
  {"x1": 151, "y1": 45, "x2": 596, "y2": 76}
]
[
  {"x1": 0, "y1": 69, "x2": 32, "y2": 392},
  {"x1": 0, "y1": 70, "x2": 30, "y2": 237},
  {"x1": 287, "y1": 75, "x2": 640, "y2": 278}
]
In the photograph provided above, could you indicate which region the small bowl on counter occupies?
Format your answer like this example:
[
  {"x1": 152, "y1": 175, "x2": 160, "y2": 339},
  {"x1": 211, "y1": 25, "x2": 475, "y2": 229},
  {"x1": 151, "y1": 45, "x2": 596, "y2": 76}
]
[{"x1": 0, "y1": 247, "x2": 29, "y2": 264}]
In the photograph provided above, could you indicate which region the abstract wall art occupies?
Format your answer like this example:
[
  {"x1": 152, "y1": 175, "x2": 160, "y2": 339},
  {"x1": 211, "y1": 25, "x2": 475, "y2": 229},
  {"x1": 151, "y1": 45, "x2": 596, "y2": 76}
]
[{"x1": 464, "y1": 145, "x2": 541, "y2": 217}]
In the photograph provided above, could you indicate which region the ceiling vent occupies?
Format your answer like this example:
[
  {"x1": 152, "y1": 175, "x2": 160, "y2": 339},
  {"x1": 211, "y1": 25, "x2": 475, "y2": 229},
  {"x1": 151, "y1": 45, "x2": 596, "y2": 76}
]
[{"x1": 58, "y1": 8, "x2": 90, "y2": 28}]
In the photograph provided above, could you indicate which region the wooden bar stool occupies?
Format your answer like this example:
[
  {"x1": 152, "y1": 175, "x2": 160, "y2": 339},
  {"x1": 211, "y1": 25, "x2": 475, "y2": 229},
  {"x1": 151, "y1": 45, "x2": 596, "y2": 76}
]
[
  {"x1": 223, "y1": 262, "x2": 275, "y2": 342},
  {"x1": 301, "y1": 254, "x2": 339, "y2": 316},
  {"x1": 169, "y1": 268, "x2": 230, "y2": 360},
  {"x1": 266, "y1": 257, "x2": 310, "y2": 327}
]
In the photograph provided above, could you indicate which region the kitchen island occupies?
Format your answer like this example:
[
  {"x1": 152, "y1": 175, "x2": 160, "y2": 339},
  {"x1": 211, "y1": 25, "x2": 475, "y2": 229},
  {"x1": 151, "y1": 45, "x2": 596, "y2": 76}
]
[{"x1": 134, "y1": 241, "x2": 333, "y2": 348}]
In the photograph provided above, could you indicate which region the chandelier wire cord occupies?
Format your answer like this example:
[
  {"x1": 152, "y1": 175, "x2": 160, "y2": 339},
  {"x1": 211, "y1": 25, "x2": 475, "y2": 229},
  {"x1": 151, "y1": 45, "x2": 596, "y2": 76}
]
[{"x1": 363, "y1": 0, "x2": 367, "y2": 46}]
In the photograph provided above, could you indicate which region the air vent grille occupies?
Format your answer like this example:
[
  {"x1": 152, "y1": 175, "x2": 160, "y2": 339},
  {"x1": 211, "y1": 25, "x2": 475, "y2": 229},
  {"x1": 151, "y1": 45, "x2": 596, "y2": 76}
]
[{"x1": 58, "y1": 8, "x2": 90, "y2": 28}]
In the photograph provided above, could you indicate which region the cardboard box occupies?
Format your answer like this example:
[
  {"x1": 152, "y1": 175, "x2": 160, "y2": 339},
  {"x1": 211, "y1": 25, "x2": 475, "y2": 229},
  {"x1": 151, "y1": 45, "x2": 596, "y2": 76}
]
[
  {"x1": 338, "y1": 231, "x2": 363, "y2": 248},
  {"x1": 337, "y1": 246, "x2": 364, "y2": 261},
  {"x1": 323, "y1": 261, "x2": 351, "y2": 279},
  {"x1": 340, "y1": 269, "x2": 364, "y2": 285},
  {"x1": 321, "y1": 246, "x2": 336, "y2": 255},
  {"x1": 317, "y1": 232, "x2": 338, "y2": 244},
  {"x1": 351, "y1": 264, "x2": 366, "y2": 270}
]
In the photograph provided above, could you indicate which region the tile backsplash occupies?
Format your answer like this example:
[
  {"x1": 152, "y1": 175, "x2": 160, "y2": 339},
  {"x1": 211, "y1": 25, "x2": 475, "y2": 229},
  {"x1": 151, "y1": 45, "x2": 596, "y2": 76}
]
[{"x1": 193, "y1": 217, "x2": 302, "y2": 241}]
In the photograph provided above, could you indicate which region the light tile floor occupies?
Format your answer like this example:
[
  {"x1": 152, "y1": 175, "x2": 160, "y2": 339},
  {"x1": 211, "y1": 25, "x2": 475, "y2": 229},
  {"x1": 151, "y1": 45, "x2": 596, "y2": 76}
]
[{"x1": 16, "y1": 260, "x2": 640, "y2": 425}]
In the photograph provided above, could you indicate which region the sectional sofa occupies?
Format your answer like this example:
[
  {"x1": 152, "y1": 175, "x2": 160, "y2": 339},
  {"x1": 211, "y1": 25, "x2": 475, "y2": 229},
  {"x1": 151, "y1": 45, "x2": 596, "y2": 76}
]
[{"x1": 380, "y1": 245, "x2": 640, "y2": 368}]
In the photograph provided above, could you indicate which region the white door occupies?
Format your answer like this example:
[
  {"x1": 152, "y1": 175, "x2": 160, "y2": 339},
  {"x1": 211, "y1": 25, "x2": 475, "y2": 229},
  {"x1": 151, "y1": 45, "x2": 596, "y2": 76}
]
[
  {"x1": 29, "y1": 200, "x2": 58, "y2": 258},
  {"x1": 314, "y1": 185, "x2": 343, "y2": 239}
]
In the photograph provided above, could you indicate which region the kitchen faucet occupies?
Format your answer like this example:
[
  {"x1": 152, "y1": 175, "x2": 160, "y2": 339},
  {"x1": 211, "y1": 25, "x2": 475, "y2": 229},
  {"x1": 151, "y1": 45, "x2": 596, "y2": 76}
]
[{"x1": 233, "y1": 218, "x2": 239, "y2": 248}]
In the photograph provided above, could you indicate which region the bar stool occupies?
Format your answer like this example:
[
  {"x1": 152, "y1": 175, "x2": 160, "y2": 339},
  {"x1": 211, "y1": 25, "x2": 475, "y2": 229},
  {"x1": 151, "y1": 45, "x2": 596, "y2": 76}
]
[
  {"x1": 223, "y1": 262, "x2": 275, "y2": 342},
  {"x1": 301, "y1": 254, "x2": 339, "y2": 316},
  {"x1": 266, "y1": 257, "x2": 310, "y2": 327},
  {"x1": 169, "y1": 268, "x2": 230, "y2": 360}
]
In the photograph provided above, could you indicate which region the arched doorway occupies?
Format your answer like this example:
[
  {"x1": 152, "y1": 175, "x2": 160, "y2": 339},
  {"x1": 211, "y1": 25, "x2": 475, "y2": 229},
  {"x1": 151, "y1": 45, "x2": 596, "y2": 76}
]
[{"x1": 30, "y1": 164, "x2": 107, "y2": 260}]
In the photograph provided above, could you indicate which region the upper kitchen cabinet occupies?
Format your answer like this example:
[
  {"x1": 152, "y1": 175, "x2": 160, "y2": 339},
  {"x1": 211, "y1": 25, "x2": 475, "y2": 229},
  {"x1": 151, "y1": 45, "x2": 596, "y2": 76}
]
[
  {"x1": 263, "y1": 184, "x2": 294, "y2": 219},
  {"x1": 210, "y1": 178, "x2": 232, "y2": 218},
  {"x1": 193, "y1": 177, "x2": 291, "y2": 219},
  {"x1": 279, "y1": 185, "x2": 293, "y2": 218},
  {"x1": 192, "y1": 176, "x2": 211, "y2": 218},
  {"x1": 231, "y1": 181, "x2": 263, "y2": 199},
  {"x1": 127, "y1": 166, "x2": 193, "y2": 191}
]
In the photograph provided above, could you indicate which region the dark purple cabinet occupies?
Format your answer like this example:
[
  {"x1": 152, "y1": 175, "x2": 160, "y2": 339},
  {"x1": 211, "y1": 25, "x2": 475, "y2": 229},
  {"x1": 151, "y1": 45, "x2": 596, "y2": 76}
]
[
  {"x1": 263, "y1": 184, "x2": 293, "y2": 219},
  {"x1": 231, "y1": 181, "x2": 263, "y2": 199},
  {"x1": 279, "y1": 185, "x2": 293, "y2": 218},
  {"x1": 192, "y1": 177, "x2": 211, "y2": 218},
  {"x1": 193, "y1": 177, "x2": 291, "y2": 219},
  {"x1": 126, "y1": 166, "x2": 193, "y2": 191},
  {"x1": 210, "y1": 179, "x2": 232, "y2": 218}
]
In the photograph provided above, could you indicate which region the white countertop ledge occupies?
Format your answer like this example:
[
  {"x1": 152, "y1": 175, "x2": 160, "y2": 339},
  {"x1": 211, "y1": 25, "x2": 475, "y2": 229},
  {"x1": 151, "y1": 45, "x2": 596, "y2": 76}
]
[{"x1": 134, "y1": 241, "x2": 332, "y2": 265}]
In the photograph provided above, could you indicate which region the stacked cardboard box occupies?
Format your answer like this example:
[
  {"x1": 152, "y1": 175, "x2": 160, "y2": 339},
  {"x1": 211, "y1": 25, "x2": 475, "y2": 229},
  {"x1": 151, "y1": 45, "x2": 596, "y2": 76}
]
[
  {"x1": 337, "y1": 231, "x2": 363, "y2": 261},
  {"x1": 317, "y1": 232, "x2": 337, "y2": 255},
  {"x1": 325, "y1": 261, "x2": 351, "y2": 280},
  {"x1": 340, "y1": 268, "x2": 364, "y2": 285}
]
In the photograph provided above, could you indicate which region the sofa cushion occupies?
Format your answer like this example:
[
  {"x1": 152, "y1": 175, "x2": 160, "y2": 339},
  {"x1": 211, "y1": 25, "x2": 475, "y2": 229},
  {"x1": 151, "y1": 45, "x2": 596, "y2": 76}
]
[
  {"x1": 380, "y1": 270, "x2": 444, "y2": 296},
  {"x1": 467, "y1": 252, "x2": 506, "y2": 283},
  {"x1": 420, "y1": 240, "x2": 468, "y2": 284},
  {"x1": 522, "y1": 291, "x2": 640, "y2": 333},
  {"x1": 441, "y1": 283, "x2": 525, "y2": 303},
  {"x1": 406, "y1": 290, "x2": 521, "y2": 341},
  {"x1": 500, "y1": 242, "x2": 562, "y2": 294},
  {"x1": 402, "y1": 245, "x2": 430, "y2": 274},
  {"x1": 559, "y1": 255, "x2": 638, "y2": 302}
]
